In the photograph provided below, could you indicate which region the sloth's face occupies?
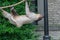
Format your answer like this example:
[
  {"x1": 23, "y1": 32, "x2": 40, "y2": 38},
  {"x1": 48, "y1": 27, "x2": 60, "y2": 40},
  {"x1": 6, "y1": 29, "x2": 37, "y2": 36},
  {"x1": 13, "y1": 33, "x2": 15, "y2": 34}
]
[
  {"x1": 36, "y1": 14, "x2": 43, "y2": 21},
  {"x1": 34, "y1": 14, "x2": 44, "y2": 25}
]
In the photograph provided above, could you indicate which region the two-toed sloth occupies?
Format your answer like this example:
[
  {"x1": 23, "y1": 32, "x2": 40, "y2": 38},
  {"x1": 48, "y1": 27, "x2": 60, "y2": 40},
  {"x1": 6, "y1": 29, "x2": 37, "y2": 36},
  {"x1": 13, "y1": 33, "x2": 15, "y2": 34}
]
[{"x1": 0, "y1": 1, "x2": 43, "y2": 28}]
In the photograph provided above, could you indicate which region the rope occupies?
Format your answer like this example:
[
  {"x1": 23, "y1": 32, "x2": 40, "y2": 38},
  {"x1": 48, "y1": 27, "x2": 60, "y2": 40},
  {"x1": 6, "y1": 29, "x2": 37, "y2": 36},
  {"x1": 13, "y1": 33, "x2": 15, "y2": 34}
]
[{"x1": 0, "y1": 0, "x2": 25, "y2": 9}]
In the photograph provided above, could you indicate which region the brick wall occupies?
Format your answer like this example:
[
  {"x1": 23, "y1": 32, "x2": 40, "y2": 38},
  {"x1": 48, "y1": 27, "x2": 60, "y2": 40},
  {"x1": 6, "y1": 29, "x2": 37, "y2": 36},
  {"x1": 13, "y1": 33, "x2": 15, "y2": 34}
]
[{"x1": 48, "y1": 0, "x2": 60, "y2": 25}]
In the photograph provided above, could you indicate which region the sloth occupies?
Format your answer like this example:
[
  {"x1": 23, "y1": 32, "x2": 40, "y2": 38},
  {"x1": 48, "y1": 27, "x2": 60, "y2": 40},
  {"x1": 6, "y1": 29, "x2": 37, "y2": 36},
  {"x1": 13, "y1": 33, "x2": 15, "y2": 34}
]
[
  {"x1": 0, "y1": 1, "x2": 43, "y2": 28},
  {"x1": 1, "y1": 8, "x2": 32, "y2": 27}
]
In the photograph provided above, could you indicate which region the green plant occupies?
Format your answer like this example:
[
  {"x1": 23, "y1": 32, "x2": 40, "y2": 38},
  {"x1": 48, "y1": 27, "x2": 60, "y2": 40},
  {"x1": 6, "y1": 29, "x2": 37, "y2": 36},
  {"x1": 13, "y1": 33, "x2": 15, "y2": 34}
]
[{"x1": 0, "y1": 0, "x2": 36, "y2": 40}]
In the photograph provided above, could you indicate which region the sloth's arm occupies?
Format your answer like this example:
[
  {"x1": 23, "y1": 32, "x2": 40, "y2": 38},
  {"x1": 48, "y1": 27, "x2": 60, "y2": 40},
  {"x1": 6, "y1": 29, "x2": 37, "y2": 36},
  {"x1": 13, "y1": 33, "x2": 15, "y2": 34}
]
[{"x1": 1, "y1": 9, "x2": 11, "y2": 19}]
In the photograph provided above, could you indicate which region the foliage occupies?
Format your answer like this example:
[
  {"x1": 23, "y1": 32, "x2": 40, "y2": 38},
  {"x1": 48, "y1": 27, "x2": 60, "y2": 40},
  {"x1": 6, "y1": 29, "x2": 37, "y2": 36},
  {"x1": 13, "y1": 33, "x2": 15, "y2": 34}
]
[{"x1": 0, "y1": 0, "x2": 36, "y2": 40}]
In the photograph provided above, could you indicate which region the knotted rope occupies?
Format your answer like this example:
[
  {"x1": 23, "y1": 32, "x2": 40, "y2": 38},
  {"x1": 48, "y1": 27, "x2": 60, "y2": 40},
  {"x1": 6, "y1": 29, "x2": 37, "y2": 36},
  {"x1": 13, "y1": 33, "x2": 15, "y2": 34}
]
[{"x1": 0, "y1": 0, "x2": 25, "y2": 9}]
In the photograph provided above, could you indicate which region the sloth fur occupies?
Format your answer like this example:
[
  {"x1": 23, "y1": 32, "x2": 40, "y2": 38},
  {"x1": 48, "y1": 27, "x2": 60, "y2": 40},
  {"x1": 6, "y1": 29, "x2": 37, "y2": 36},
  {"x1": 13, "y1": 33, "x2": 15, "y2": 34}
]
[{"x1": 0, "y1": 1, "x2": 43, "y2": 27}]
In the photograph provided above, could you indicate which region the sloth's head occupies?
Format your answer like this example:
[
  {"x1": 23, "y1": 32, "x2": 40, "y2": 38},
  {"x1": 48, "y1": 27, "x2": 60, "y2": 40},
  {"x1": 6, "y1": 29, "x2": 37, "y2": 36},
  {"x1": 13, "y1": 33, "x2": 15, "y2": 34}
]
[
  {"x1": 32, "y1": 14, "x2": 44, "y2": 25},
  {"x1": 35, "y1": 14, "x2": 44, "y2": 21}
]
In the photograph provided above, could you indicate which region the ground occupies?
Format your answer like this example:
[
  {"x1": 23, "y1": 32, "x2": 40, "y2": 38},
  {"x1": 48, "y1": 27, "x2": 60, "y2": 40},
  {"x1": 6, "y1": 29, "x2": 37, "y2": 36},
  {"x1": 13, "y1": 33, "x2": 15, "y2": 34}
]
[{"x1": 35, "y1": 31, "x2": 60, "y2": 40}]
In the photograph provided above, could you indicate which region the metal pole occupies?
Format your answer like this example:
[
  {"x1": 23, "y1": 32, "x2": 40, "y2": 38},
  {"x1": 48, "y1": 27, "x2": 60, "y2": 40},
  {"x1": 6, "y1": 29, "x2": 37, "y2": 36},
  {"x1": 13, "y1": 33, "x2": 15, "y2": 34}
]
[{"x1": 43, "y1": 0, "x2": 51, "y2": 40}]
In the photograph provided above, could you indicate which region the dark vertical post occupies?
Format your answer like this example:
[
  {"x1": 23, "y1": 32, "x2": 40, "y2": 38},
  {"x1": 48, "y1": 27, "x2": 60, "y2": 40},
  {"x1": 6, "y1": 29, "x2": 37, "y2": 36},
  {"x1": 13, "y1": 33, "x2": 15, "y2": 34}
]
[
  {"x1": 43, "y1": 0, "x2": 51, "y2": 40},
  {"x1": 35, "y1": 0, "x2": 37, "y2": 12},
  {"x1": 34, "y1": 0, "x2": 38, "y2": 25},
  {"x1": 32, "y1": 0, "x2": 38, "y2": 25}
]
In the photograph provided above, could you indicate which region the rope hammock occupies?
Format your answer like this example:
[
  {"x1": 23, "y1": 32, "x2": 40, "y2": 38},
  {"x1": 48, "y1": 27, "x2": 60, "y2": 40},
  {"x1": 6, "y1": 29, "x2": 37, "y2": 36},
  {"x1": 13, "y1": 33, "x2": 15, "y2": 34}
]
[{"x1": 0, "y1": 0, "x2": 25, "y2": 9}]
